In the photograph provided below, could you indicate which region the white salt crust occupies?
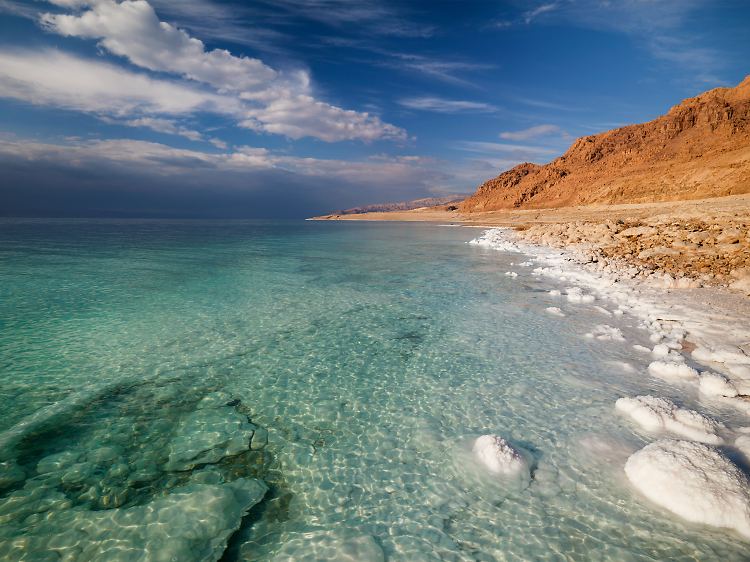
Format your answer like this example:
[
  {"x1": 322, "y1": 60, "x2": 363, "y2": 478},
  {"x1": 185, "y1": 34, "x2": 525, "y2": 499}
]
[
  {"x1": 625, "y1": 440, "x2": 750, "y2": 538},
  {"x1": 546, "y1": 307, "x2": 565, "y2": 317},
  {"x1": 586, "y1": 325, "x2": 625, "y2": 341},
  {"x1": 472, "y1": 434, "x2": 527, "y2": 476},
  {"x1": 616, "y1": 396, "x2": 724, "y2": 444}
]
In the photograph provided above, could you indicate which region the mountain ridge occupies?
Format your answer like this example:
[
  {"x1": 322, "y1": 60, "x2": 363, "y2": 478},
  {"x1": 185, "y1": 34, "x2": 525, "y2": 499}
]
[
  {"x1": 460, "y1": 75, "x2": 750, "y2": 212},
  {"x1": 336, "y1": 195, "x2": 465, "y2": 215}
]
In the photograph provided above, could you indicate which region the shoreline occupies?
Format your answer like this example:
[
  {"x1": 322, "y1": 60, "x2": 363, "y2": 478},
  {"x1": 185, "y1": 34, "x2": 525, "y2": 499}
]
[{"x1": 311, "y1": 194, "x2": 750, "y2": 294}]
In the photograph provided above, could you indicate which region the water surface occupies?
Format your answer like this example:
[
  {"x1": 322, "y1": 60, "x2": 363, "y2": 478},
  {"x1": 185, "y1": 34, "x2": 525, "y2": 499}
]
[{"x1": 0, "y1": 219, "x2": 745, "y2": 562}]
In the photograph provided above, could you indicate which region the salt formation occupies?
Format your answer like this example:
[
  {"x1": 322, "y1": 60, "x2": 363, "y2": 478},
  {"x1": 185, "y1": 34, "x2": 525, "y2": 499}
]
[
  {"x1": 616, "y1": 396, "x2": 724, "y2": 444},
  {"x1": 586, "y1": 325, "x2": 625, "y2": 341},
  {"x1": 647, "y1": 361, "x2": 699, "y2": 380},
  {"x1": 0, "y1": 478, "x2": 267, "y2": 561},
  {"x1": 545, "y1": 307, "x2": 565, "y2": 317},
  {"x1": 625, "y1": 440, "x2": 750, "y2": 538},
  {"x1": 472, "y1": 434, "x2": 527, "y2": 476},
  {"x1": 699, "y1": 372, "x2": 740, "y2": 398},
  {"x1": 166, "y1": 392, "x2": 256, "y2": 471}
]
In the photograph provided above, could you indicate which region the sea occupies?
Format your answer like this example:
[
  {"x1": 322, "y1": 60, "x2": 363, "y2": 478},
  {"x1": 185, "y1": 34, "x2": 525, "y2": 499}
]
[{"x1": 0, "y1": 219, "x2": 747, "y2": 562}]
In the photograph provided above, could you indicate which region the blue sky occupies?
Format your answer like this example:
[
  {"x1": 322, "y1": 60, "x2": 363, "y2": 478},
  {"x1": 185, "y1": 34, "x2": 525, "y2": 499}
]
[{"x1": 0, "y1": 0, "x2": 748, "y2": 218}]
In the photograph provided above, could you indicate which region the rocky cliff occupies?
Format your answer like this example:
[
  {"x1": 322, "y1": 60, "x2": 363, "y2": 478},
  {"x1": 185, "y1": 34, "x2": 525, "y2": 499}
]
[{"x1": 461, "y1": 76, "x2": 750, "y2": 212}]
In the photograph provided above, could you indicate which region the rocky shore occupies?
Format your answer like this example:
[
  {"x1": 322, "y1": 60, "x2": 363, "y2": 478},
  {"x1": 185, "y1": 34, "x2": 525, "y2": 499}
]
[{"x1": 514, "y1": 214, "x2": 750, "y2": 294}]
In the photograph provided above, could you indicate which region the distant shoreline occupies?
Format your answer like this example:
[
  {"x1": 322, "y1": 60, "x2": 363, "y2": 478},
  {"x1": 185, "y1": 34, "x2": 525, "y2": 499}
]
[{"x1": 310, "y1": 194, "x2": 750, "y2": 296}]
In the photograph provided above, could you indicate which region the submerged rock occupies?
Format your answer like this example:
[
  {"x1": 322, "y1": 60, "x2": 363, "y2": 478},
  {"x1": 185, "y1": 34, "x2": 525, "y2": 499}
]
[
  {"x1": 166, "y1": 392, "x2": 255, "y2": 471},
  {"x1": 0, "y1": 478, "x2": 267, "y2": 562}
]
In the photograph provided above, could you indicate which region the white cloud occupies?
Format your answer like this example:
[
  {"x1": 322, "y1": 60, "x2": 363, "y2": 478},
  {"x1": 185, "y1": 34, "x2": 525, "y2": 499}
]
[
  {"x1": 0, "y1": 138, "x2": 441, "y2": 187},
  {"x1": 499, "y1": 124, "x2": 563, "y2": 141},
  {"x1": 0, "y1": 50, "x2": 241, "y2": 117},
  {"x1": 0, "y1": 0, "x2": 409, "y2": 144},
  {"x1": 209, "y1": 138, "x2": 228, "y2": 149},
  {"x1": 399, "y1": 97, "x2": 499, "y2": 114},
  {"x1": 456, "y1": 141, "x2": 563, "y2": 156},
  {"x1": 40, "y1": 0, "x2": 285, "y2": 93},
  {"x1": 240, "y1": 90, "x2": 407, "y2": 142},
  {"x1": 118, "y1": 117, "x2": 203, "y2": 141},
  {"x1": 524, "y1": 3, "x2": 558, "y2": 24}
]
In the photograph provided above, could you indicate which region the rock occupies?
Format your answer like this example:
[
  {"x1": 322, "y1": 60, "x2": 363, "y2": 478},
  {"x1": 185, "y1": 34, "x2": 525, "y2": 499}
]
[
  {"x1": 459, "y1": 76, "x2": 750, "y2": 212},
  {"x1": 730, "y1": 277, "x2": 750, "y2": 295},
  {"x1": 718, "y1": 228, "x2": 742, "y2": 244},
  {"x1": 731, "y1": 267, "x2": 750, "y2": 279},
  {"x1": 271, "y1": 528, "x2": 384, "y2": 562},
  {"x1": 620, "y1": 226, "x2": 659, "y2": 237},
  {"x1": 638, "y1": 246, "x2": 681, "y2": 259},
  {"x1": 166, "y1": 393, "x2": 255, "y2": 471},
  {"x1": 0, "y1": 460, "x2": 24, "y2": 489},
  {"x1": 0, "y1": 479, "x2": 267, "y2": 562}
]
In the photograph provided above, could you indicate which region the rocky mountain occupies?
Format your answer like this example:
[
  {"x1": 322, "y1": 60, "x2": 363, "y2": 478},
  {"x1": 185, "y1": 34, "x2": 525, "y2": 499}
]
[
  {"x1": 336, "y1": 195, "x2": 465, "y2": 215},
  {"x1": 461, "y1": 76, "x2": 750, "y2": 212}
]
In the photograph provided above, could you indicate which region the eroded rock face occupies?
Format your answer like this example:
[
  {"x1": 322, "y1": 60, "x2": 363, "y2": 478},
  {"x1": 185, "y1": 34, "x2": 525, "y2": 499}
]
[{"x1": 461, "y1": 75, "x2": 750, "y2": 212}]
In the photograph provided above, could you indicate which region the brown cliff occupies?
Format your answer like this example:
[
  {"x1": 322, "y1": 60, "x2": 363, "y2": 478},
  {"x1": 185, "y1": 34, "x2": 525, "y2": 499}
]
[{"x1": 461, "y1": 75, "x2": 750, "y2": 212}]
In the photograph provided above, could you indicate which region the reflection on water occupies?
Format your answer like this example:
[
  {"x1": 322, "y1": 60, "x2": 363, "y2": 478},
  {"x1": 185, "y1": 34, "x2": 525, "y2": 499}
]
[{"x1": 0, "y1": 219, "x2": 747, "y2": 561}]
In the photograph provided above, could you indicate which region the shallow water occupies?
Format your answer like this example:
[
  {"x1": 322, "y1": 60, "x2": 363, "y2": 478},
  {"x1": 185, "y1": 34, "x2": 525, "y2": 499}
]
[{"x1": 0, "y1": 219, "x2": 747, "y2": 562}]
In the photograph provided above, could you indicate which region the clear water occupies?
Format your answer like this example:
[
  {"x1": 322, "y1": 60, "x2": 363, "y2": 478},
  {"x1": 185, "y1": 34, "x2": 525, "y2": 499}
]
[{"x1": 0, "y1": 219, "x2": 747, "y2": 562}]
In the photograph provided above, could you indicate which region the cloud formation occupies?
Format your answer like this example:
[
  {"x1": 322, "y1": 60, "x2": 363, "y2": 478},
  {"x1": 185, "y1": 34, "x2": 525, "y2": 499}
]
[
  {"x1": 399, "y1": 97, "x2": 499, "y2": 114},
  {"x1": 0, "y1": 137, "x2": 447, "y2": 217},
  {"x1": 499, "y1": 124, "x2": 563, "y2": 141},
  {"x1": 0, "y1": 0, "x2": 409, "y2": 144}
]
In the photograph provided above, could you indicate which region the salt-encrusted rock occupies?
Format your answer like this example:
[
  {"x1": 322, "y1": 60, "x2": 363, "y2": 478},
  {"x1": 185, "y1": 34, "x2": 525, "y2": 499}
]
[
  {"x1": 0, "y1": 478, "x2": 267, "y2": 562},
  {"x1": 616, "y1": 396, "x2": 724, "y2": 444},
  {"x1": 699, "y1": 373, "x2": 739, "y2": 398},
  {"x1": 472, "y1": 434, "x2": 527, "y2": 476},
  {"x1": 647, "y1": 361, "x2": 699, "y2": 380},
  {"x1": 166, "y1": 393, "x2": 255, "y2": 471},
  {"x1": 625, "y1": 439, "x2": 750, "y2": 538}
]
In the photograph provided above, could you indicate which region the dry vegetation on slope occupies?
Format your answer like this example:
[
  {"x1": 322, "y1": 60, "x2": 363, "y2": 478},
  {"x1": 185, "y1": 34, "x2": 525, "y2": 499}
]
[{"x1": 461, "y1": 76, "x2": 750, "y2": 212}]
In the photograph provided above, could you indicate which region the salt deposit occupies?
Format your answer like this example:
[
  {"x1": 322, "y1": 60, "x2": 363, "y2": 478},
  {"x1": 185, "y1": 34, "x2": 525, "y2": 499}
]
[
  {"x1": 545, "y1": 306, "x2": 565, "y2": 317},
  {"x1": 625, "y1": 440, "x2": 750, "y2": 538},
  {"x1": 586, "y1": 325, "x2": 625, "y2": 341},
  {"x1": 616, "y1": 395, "x2": 724, "y2": 444},
  {"x1": 472, "y1": 434, "x2": 527, "y2": 476},
  {"x1": 647, "y1": 361, "x2": 699, "y2": 380},
  {"x1": 699, "y1": 372, "x2": 740, "y2": 398}
]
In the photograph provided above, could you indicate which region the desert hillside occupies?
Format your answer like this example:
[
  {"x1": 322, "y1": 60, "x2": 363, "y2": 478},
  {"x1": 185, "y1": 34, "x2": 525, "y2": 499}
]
[
  {"x1": 336, "y1": 195, "x2": 464, "y2": 215},
  {"x1": 460, "y1": 76, "x2": 750, "y2": 212}
]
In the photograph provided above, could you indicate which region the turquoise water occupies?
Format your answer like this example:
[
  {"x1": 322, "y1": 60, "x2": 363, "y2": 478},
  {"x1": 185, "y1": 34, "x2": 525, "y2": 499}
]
[{"x1": 0, "y1": 219, "x2": 747, "y2": 562}]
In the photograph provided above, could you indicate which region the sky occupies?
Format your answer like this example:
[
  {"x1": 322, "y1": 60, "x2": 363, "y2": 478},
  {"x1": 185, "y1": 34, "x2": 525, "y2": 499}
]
[{"x1": 0, "y1": 0, "x2": 748, "y2": 218}]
